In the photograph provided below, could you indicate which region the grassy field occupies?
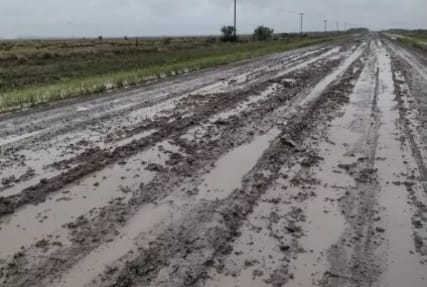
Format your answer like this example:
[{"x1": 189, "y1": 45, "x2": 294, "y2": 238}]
[
  {"x1": 386, "y1": 29, "x2": 427, "y2": 51},
  {"x1": 0, "y1": 34, "x2": 344, "y2": 112}
]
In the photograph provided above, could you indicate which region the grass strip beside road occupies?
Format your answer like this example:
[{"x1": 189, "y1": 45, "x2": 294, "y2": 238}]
[{"x1": 0, "y1": 36, "x2": 338, "y2": 112}]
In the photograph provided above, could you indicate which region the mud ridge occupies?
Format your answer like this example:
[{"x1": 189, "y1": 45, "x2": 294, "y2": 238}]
[
  {"x1": 0, "y1": 47, "x2": 352, "y2": 287},
  {"x1": 0, "y1": 50, "x2": 346, "y2": 219},
  {"x1": 99, "y1": 48, "x2": 366, "y2": 287}
]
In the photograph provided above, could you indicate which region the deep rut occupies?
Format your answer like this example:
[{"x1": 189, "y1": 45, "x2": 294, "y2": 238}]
[{"x1": 1, "y1": 34, "x2": 426, "y2": 287}]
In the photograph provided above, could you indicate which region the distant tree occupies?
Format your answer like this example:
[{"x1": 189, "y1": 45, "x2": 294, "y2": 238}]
[
  {"x1": 221, "y1": 26, "x2": 237, "y2": 42},
  {"x1": 124, "y1": 36, "x2": 129, "y2": 40},
  {"x1": 163, "y1": 37, "x2": 172, "y2": 45},
  {"x1": 98, "y1": 35, "x2": 103, "y2": 41},
  {"x1": 253, "y1": 26, "x2": 274, "y2": 41}
]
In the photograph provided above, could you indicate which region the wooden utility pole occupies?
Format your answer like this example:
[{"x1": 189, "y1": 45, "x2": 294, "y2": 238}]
[
  {"x1": 300, "y1": 13, "x2": 304, "y2": 36},
  {"x1": 234, "y1": 0, "x2": 237, "y2": 38},
  {"x1": 324, "y1": 20, "x2": 328, "y2": 33}
]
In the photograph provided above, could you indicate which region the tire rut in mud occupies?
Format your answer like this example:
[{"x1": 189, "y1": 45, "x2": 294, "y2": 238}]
[
  {"x1": 96, "y1": 47, "x2": 366, "y2": 287},
  {"x1": 0, "y1": 46, "x2": 349, "y2": 219},
  {"x1": 0, "y1": 44, "x2": 355, "y2": 287}
]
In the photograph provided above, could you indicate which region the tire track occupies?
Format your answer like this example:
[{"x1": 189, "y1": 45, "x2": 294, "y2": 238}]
[{"x1": 0, "y1": 41, "x2": 361, "y2": 287}]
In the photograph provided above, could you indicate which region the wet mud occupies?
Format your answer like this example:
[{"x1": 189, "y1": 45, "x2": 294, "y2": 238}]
[{"x1": 1, "y1": 34, "x2": 426, "y2": 287}]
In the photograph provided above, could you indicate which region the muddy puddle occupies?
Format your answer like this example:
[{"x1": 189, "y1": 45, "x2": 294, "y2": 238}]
[
  {"x1": 299, "y1": 44, "x2": 365, "y2": 106},
  {"x1": 0, "y1": 129, "x2": 157, "y2": 198},
  {"x1": 210, "y1": 84, "x2": 282, "y2": 122},
  {"x1": 196, "y1": 128, "x2": 280, "y2": 201},
  {"x1": 203, "y1": 165, "x2": 300, "y2": 287},
  {"x1": 55, "y1": 199, "x2": 179, "y2": 287},
  {"x1": 289, "y1": 43, "x2": 378, "y2": 286},
  {"x1": 53, "y1": 128, "x2": 284, "y2": 287},
  {"x1": 181, "y1": 85, "x2": 281, "y2": 142},
  {"x1": 193, "y1": 47, "x2": 329, "y2": 96},
  {"x1": 375, "y1": 42, "x2": 426, "y2": 287},
  {"x1": 0, "y1": 140, "x2": 180, "y2": 261},
  {"x1": 4, "y1": 35, "x2": 427, "y2": 287}
]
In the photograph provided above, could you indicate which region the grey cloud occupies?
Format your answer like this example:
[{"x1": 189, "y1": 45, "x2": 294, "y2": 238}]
[{"x1": 0, "y1": 0, "x2": 425, "y2": 38}]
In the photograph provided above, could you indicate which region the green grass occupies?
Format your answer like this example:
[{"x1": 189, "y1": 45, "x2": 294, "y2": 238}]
[
  {"x1": 0, "y1": 35, "x2": 341, "y2": 112},
  {"x1": 386, "y1": 29, "x2": 427, "y2": 51}
]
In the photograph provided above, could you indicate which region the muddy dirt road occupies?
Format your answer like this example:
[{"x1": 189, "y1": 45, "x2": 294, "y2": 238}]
[{"x1": 0, "y1": 34, "x2": 426, "y2": 287}]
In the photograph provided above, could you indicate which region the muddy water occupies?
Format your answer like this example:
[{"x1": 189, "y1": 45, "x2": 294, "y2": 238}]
[
  {"x1": 0, "y1": 140, "x2": 179, "y2": 260},
  {"x1": 288, "y1": 52, "x2": 376, "y2": 286},
  {"x1": 374, "y1": 42, "x2": 426, "y2": 287},
  {"x1": 0, "y1": 44, "x2": 334, "y2": 199},
  {"x1": 288, "y1": 40, "x2": 427, "y2": 287},
  {"x1": 193, "y1": 47, "x2": 331, "y2": 96},
  {"x1": 52, "y1": 128, "x2": 282, "y2": 287},
  {"x1": 0, "y1": 129, "x2": 157, "y2": 198},
  {"x1": 300, "y1": 44, "x2": 365, "y2": 106},
  {"x1": 183, "y1": 84, "x2": 281, "y2": 142},
  {"x1": 6, "y1": 36, "x2": 427, "y2": 287},
  {"x1": 197, "y1": 128, "x2": 281, "y2": 201},
  {"x1": 203, "y1": 164, "x2": 301, "y2": 287},
  {"x1": 56, "y1": 200, "x2": 179, "y2": 287},
  {"x1": 0, "y1": 96, "x2": 173, "y2": 197},
  {"x1": 210, "y1": 84, "x2": 282, "y2": 122},
  {"x1": 202, "y1": 43, "x2": 365, "y2": 287}
]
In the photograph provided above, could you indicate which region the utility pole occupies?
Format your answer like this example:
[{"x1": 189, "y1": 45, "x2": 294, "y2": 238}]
[
  {"x1": 234, "y1": 0, "x2": 237, "y2": 38},
  {"x1": 336, "y1": 22, "x2": 340, "y2": 33},
  {"x1": 300, "y1": 13, "x2": 304, "y2": 36},
  {"x1": 324, "y1": 20, "x2": 328, "y2": 33}
]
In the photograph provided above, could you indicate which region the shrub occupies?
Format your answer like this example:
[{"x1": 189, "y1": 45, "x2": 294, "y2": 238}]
[
  {"x1": 253, "y1": 26, "x2": 274, "y2": 41},
  {"x1": 221, "y1": 26, "x2": 238, "y2": 42}
]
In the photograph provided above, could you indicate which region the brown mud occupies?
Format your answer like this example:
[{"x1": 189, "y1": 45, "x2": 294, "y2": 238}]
[{"x1": 1, "y1": 34, "x2": 426, "y2": 287}]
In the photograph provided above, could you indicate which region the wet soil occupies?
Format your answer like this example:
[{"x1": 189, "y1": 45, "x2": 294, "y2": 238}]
[{"x1": 0, "y1": 34, "x2": 426, "y2": 287}]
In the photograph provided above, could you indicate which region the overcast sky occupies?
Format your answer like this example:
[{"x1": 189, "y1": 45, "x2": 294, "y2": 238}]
[{"x1": 0, "y1": 0, "x2": 425, "y2": 38}]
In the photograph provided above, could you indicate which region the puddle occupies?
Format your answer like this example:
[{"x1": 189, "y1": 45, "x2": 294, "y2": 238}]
[
  {"x1": 193, "y1": 47, "x2": 336, "y2": 97},
  {"x1": 0, "y1": 129, "x2": 157, "y2": 198},
  {"x1": 99, "y1": 129, "x2": 157, "y2": 150},
  {"x1": 126, "y1": 96, "x2": 184, "y2": 125},
  {"x1": 290, "y1": 48, "x2": 376, "y2": 286},
  {"x1": 211, "y1": 84, "x2": 281, "y2": 122},
  {"x1": 57, "y1": 128, "x2": 281, "y2": 287},
  {"x1": 196, "y1": 128, "x2": 281, "y2": 201},
  {"x1": 192, "y1": 48, "x2": 322, "y2": 96},
  {"x1": 273, "y1": 47, "x2": 342, "y2": 80},
  {"x1": 375, "y1": 43, "x2": 427, "y2": 287},
  {"x1": 182, "y1": 84, "x2": 281, "y2": 142},
  {"x1": 289, "y1": 140, "x2": 355, "y2": 286},
  {"x1": 0, "y1": 140, "x2": 179, "y2": 260},
  {"x1": 0, "y1": 129, "x2": 49, "y2": 147},
  {"x1": 300, "y1": 45, "x2": 365, "y2": 106},
  {"x1": 53, "y1": 126, "x2": 279, "y2": 287},
  {"x1": 203, "y1": 169, "x2": 298, "y2": 287},
  {"x1": 55, "y1": 199, "x2": 180, "y2": 287}
]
